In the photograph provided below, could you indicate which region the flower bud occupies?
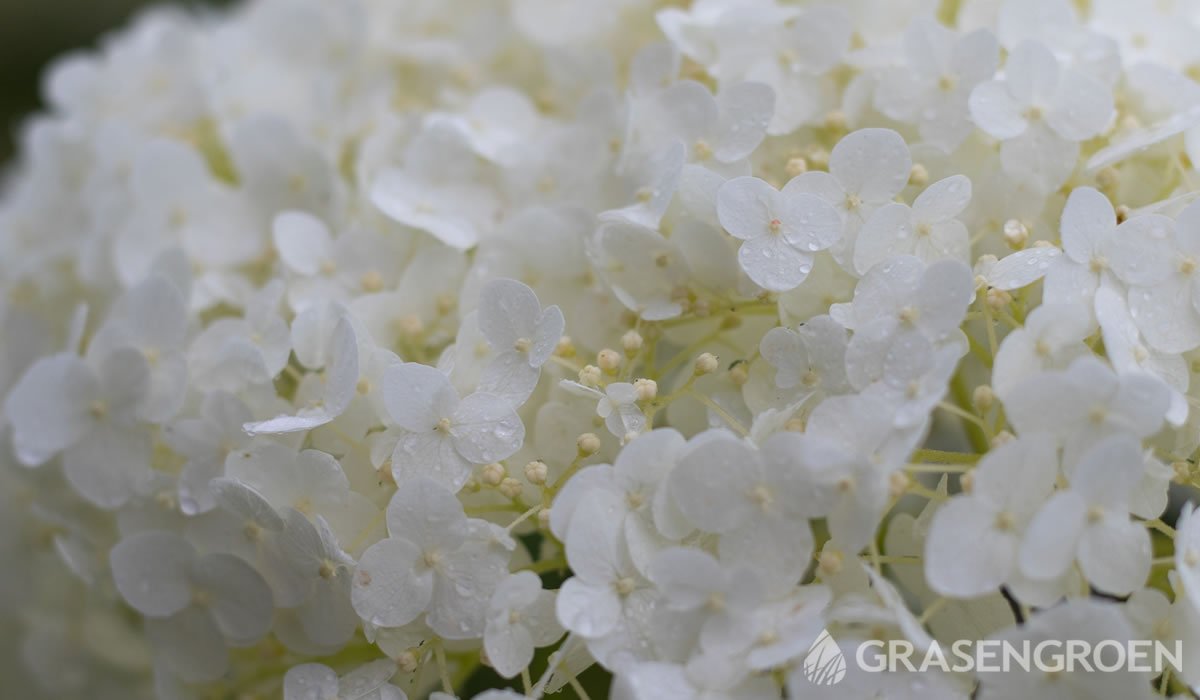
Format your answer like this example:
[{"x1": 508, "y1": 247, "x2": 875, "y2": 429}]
[
  {"x1": 985, "y1": 287, "x2": 1012, "y2": 310},
  {"x1": 578, "y1": 364, "x2": 602, "y2": 387},
  {"x1": 694, "y1": 352, "x2": 719, "y2": 375},
  {"x1": 396, "y1": 650, "x2": 419, "y2": 673},
  {"x1": 909, "y1": 163, "x2": 929, "y2": 186},
  {"x1": 499, "y1": 477, "x2": 523, "y2": 499},
  {"x1": 818, "y1": 549, "x2": 843, "y2": 577},
  {"x1": 1002, "y1": 219, "x2": 1028, "y2": 249},
  {"x1": 633, "y1": 378, "x2": 658, "y2": 402},
  {"x1": 524, "y1": 460, "x2": 548, "y2": 485},
  {"x1": 597, "y1": 348, "x2": 621, "y2": 373},
  {"x1": 621, "y1": 330, "x2": 643, "y2": 354},
  {"x1": 973, "y1": 385, "x2": 995, "y2": 412},
  {"x1": 577, "y1": 432, "x2": 601, "y2": 456},
  {"x1": 481, "y1": 462, "x2": 505, "y2": 486}
]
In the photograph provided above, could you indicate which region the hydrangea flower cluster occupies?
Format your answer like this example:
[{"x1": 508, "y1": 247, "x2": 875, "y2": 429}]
[{"x1": 7, "y1": 0, "x2": 1200, "y2": 698}]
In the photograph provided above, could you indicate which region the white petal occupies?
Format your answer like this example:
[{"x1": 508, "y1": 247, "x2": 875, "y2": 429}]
[
  {"x1": 828, "y1": 128, "x2": 911, "y2": 203},
  {"x1": 478, "y1": 279, "x2": 542, "y2": 352},
  {"x1": 4, "y1": 353, "x2": 96, "y2": 465},
  {"x1": 713, "y1": 82, "x2": 774, "y2": 162},
  {"x1": 110, "y1": 531, "x2": 194, "y2": 617},
  {"x1": 669, "y1": 436, "x2": 758, "y2": 533},
  {"x1": 385, "y1": 477, "x2": 467, "y2": 551},
  {"x1": 913, "y1": 175, "x2": 972, "y2": 222},
  {"x1": 1048, "y1": 70, "x2": 1113, "y2": 141},
  {"x1": 1018, "y1": 491, "x2": 1087, "y2": 581},
  {"x1": 1078, "y1": 517, "x2": 1150, "y2": 596},
  {"x1": 1060, "y1": 186, "x2": 1115, "y2": 263},
  {"x1": 988, "y1": 247, "x2": 1061, "y2": 290},
  {"x1": 273, "y1": 211, "x2": 333, "y2": 277},
  {"x1": 351, "y1": 538, "x2": 429, "y2": 628},
  {"x1": 738, "y1": 233, "x2": 814, "y2": 292},
  {"x1": 969, "y1": 80, "x2": 1027, "y2": 139},
  {"x1": 556, "y1": 578, "x2": 621, "y2": 639},
  {"x1": 717, "y1": 176, "x2": 779, "y2": 241},
  {"x1": 146, "y1": 606, "x2": 228, "y2": 683},
  {"x1": 284, "y1": 663, "x2": 338, "y2": 700},
  {"x1": 1105, "y1": 214, "x2": 1176, "y2": 287},
  {"x1": 485, "y1": 618, "x2": 535, "y2": 678},
  {"x1": 647, "y1": 547, "x2": 723, "y2": 609},
  {"x1": 451, "y1": 392, "x2": 525, "y2": 463},
  {"x1": 925, "y1": 497, "x2": 1016, "y2": 598},
  {"x1": 63, "y1": 422, "x2": 150, "y2": 509},
  {"x1": 192, "y1": 552, "x2": 275, "y2": 643},
  {"x1": 853, "y1": 203, "x2": 914, "y2": 276},
  {"x1": 391, "y1": 429, "x2": 473, "y2": 492},
  {"x1": 383, "y1": 363, "x2": 455, "y2": 431}
]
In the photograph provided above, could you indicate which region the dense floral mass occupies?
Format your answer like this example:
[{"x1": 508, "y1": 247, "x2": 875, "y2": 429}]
[{"x1": 10, "y1": 0, "x2": 1200, "y2": 697}]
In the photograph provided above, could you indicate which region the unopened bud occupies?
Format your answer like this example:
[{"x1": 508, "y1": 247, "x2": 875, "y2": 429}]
[
  {"x1": 786, "y1": 156, "x2": 808, "y2": 177},
  {"x1": 973, "y1": 385, "x2": 995, "y2": 412},
  {"x1": 909, "y1": 163, "x2": 929, "y2": 187},
  {"x1": 1002, "y1": 219, "x2": 1028, "y2": 249},
  {"x1": 481, "y1": 462, "x2": 505, "y2": 486},
  {"x1": 729, "y1": 362, "x2": 749, "y2": 386},
  {"x1": 524, "y1": 460, "x2": 548, "y2": 485},
  {"x1": 537, "y1": 508, "x2": 551, "y2": 529},
  {"x1": 694, "y1": 352, "x2": 719, "y2": 375},
  {"x1": 986, "y1": 287, "x2": 1012, "y2": 310},
  {"x1": 621, "y1": 330, "x2": 644, "y2": 354},
  {"x1": 818, "y1": 549, "x2": 843, "y2": 577},
  {"x1": 499, "y1": 477, "x2": 523, "y2": 499},
  {"x1": 633, "y1": 378, "x2": 658, "y2": 402},
  {"x1": 578, "y1": 364, "x2": 602, "y2": 387},
  {"x1": 555, "y1": 336, "x2": 576, "y2": 357},
  {"x1": 597, "y1": 348, "x2": 621, "y2": 373},
  {"x1": 577, "y1": 432, "x2": 601, "y2": 456},
  {"x1": 396, "y1": 650, "x2": 419, "y2": 673}
]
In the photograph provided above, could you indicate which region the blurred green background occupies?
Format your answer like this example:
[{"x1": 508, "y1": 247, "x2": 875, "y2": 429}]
[{"x1": 0, "y1": 0, "x2": 229, "y2": 161}]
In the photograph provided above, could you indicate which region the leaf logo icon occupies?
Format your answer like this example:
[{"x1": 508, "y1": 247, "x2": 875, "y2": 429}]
[{"x1": 802, "y1": 629, "x2": 847, "y2": 686}]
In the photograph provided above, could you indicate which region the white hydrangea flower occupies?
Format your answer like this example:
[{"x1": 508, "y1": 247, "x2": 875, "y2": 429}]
[
  {"x1": 925, "y1": 434, "x2": 1057, "y2": 597},
  {"x1": 1004, "y1": 355, "x2": 1169, "y2": 466},
  {"x1": 5, "y1": 349, "x2": 152, "y2": 508},
  {"x1": 1018, "y1": 434, "x2": 1151, "y2": 596},
  {"x1": 789, "y1": 128, "x2": 912, "y2": 269},
  {"x1": 475, "y1": 278, "x2": 564, "y2": 406},
  {"x1": 382, "y1": 362, "x2": 524, "y2": 491},
  {"x1": 351, "y1": 477, "x2": 509, "y2": 638},
  {"x1": 483, "y1": 571, "x2": 564, "y2": 679},
  {"x1": 283, "y1": 660, "x2": 404, "y2": 700},
  {"x1": 667, "y1": 431, "x2": 816, "y2": 584},
  {"x1": 110, "y1": 531, "x2": 274, "y2": 682},
  {"x1": 874, "y1": 19, "x2": 999, "y2": 152},
  {"x1": 716, "y1": 175, "x2": 842, "y2": 292},
  {"x1": 853, "y1": 175, "x2": 972, "y2": 275},
  {"x1": 969, "y1": 40, "x2": 1114, "y2": 190}
]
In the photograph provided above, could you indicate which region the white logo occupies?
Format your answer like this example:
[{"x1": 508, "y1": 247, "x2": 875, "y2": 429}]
[{"x1": 803, "y1": 629, "x2": 847, "y2": 686}]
